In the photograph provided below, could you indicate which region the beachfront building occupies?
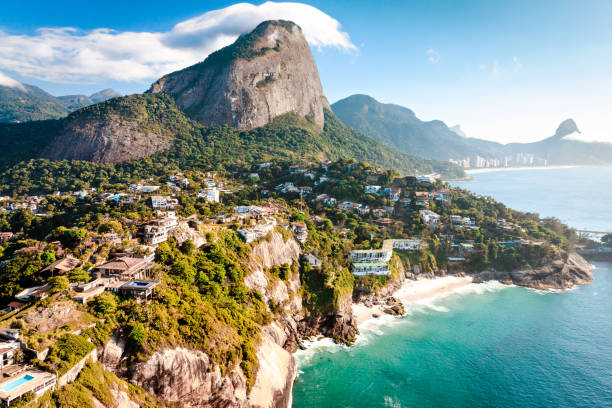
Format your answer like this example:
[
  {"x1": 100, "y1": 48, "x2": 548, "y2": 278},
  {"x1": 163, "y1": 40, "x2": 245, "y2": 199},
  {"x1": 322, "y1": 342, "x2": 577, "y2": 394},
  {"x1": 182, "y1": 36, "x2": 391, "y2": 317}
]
[
  {"x1": 349, "y1": 239, "x2": 422, "y2": 276},
  {"x1": 350, "y1": 247, "x2": 392, "y2": 263},
  {"x1": 0, "y1": 369, "x2": 56, "y2": 407},
  {"x1": 351, "y1": 261, "x2": 391, "y2": 276}
]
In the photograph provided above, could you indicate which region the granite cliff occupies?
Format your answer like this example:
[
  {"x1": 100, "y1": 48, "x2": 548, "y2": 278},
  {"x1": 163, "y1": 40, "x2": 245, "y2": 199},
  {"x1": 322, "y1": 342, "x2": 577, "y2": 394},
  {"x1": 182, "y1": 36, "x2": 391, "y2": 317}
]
[{"x1": 149, "y1": 20, "x2": 331, "y2": 131}]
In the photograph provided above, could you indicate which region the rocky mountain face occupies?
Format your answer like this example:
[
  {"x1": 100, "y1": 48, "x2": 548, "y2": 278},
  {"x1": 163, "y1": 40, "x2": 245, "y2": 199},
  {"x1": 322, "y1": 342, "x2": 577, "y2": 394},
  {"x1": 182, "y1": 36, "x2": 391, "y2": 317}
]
[
  {"x1": 40, "y1": 94, "x2": 179, "y2": 164},
  {"x1": 149, "y1": 20, "x2": 330, "y2": 131}
]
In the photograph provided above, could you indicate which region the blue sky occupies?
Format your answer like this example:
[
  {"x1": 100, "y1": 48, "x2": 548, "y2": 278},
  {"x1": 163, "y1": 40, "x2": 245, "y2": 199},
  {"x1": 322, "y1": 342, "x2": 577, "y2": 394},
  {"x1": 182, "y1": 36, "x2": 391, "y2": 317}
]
[{"x1": 1, "y1": 1, "x2": 611, "y2": 143}]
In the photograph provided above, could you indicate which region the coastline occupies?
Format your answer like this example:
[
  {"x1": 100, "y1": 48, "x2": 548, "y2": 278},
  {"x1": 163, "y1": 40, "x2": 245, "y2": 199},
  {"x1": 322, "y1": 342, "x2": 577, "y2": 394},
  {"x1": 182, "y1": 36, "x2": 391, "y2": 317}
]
[
  {"x1": 353, "y1": 276, "x2": 473, "y2": 327},
  {"x1": 464, "y1": 165, "x2": 579, "y2": 175}
]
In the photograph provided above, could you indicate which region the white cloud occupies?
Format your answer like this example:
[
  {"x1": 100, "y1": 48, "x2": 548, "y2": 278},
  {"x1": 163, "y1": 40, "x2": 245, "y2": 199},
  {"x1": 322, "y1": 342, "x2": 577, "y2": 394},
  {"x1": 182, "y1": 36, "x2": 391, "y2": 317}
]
[
  {"x1": 0, "y1": 71, "x2": 25, "y2": 91},
  {"x1": 426, "y1": 48, "x2": 440, "y2": 64},
  {"x1": 0, "y1": 2, "x2": 356, "y2": 84},
  {"x1": 513, "y1": 56, "x2": 523, "y2": 71}
]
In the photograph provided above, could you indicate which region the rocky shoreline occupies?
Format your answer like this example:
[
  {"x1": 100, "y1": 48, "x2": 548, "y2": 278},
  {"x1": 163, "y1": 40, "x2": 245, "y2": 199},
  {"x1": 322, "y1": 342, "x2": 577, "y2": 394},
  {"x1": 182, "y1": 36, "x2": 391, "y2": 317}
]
[{"x1": 97, "y1": 242, "x2": 593, "y2": 408}]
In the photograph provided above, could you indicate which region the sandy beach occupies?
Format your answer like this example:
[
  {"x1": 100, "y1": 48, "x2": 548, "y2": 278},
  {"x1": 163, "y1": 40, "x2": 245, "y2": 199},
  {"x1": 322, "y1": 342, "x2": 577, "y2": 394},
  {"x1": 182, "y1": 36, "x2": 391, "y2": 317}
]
[{"x1": 353, "y1": 276, "x2": 473, "y2": 327}]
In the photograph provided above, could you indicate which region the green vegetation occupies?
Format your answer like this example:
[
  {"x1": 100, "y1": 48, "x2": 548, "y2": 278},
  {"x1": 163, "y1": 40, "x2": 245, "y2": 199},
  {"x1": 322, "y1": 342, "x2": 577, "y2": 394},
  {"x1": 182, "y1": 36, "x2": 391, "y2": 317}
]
[
  {"x1": 37, "y1": 333, "x2": 95, "y2": 375},
  {"x1": 0, "y1": 93, "x2": 463, "y2": 195},
  {"x1": 86, "y1": 233, "x2": 269, "y2": 391},
  {"x1": 33, "y1": 361, "x2": 172, "y2": 408},
  {"x1": 0, "y1": 83, "x2": 68, "y2": 124}
]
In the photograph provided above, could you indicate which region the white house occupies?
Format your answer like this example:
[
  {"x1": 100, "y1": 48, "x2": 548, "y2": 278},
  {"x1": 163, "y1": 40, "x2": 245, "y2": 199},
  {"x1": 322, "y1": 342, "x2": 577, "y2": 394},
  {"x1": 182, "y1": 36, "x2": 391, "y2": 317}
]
[
  {"x1": 199, "y1": 188, "x2": 220, "y2": 203},
  {"x1": 151, "y1": 196, "x2": 178, "y2": 210},
  {"x1": 351, "y1": 261, "x2": 391, "y2": 276},
  {"x1": 420, "y1": 210, "x2": 441, "y2": 226}
]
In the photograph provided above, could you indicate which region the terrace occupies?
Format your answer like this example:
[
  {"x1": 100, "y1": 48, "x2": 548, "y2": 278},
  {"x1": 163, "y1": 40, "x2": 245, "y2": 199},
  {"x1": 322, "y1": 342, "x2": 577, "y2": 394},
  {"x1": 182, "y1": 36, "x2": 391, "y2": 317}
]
[{"x1": 0, "y1": 369, "x2": 56, "y2": 407}]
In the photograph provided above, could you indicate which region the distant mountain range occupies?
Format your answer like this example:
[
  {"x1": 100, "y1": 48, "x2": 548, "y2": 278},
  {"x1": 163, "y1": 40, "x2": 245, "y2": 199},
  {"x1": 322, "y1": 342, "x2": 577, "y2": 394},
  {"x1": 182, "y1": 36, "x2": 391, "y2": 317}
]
[
  {"x1": 0, "y1": 83, "x2": 120, "y2": 123},
  {"x1": 0, "y1": 21, "x2": 463, "y2": 179},
  {"x1": 332, "y1": 94, "x2": 612, "y2": 167}
]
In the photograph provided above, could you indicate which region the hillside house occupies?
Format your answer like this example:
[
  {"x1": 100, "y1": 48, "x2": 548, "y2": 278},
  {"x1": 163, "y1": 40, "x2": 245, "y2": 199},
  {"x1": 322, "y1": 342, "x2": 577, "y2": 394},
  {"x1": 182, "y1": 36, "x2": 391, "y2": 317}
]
[
  {"x1": 41, "y1": 256, "x2": 80, "y2": 275},
  {"x1": 94, "y1": 256, "x2": 152, "y2": 281},
  {"x1": 420, "y1": 210, "x2": 441, "y2": 226},
  {"x1": 150, "y1": 196, "x2": 178, "y2": 210},
  {"x1": 0, "y1": 369, "x2": 56, "y2": 407},
  {"x1": 14, "y1": 284, "x2": 52, "y2": 302},
  {"x1": 117, "y1": 281, "x2": 159, "y2": 301},
  {"x1": 198, "y1": 188, "x2": 220, "y2": 203},
  {"x1": 291, "y1": 222, "x2": 308, "y2": 242}
]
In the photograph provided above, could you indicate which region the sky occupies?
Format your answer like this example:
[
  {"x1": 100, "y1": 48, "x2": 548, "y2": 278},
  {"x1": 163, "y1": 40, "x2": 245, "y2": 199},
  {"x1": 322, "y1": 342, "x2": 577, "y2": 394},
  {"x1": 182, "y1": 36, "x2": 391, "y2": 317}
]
[{"x1": 1, "y1": 0, "x2": 611, "y2": 144}]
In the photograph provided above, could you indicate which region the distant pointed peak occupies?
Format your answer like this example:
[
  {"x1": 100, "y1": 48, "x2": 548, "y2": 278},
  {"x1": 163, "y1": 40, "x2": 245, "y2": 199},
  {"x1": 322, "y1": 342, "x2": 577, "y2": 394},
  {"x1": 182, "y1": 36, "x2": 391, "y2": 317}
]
[{"x1": 555, "y1": 118, "x2": 580, "y2": 138}]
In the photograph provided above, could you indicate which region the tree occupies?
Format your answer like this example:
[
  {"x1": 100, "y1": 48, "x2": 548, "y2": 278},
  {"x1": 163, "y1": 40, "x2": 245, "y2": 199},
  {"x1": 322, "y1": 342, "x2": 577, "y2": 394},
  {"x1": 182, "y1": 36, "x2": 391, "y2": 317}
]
[
  {"x1": 90, "y1": 292, "x2": 117, "y2": 317},
  {"x1": 67, "y1": 268, "x2": 91, "y2": 283},
  {"x1": 48, "y1": 276, "x2": 69, "y2": 294},
  {"x1": 180, "y1": 239, "x2": 195, "y2": 256},
  {"x1": 127, "y1": 322, "x2": 147, "y2": 346}
]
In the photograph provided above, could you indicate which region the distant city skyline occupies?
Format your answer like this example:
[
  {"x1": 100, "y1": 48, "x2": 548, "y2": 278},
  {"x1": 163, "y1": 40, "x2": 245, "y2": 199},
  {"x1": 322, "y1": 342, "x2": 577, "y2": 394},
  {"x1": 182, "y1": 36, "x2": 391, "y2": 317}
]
[{"x1": 1, "y1": 0, "x2": 610, "y2": 144}]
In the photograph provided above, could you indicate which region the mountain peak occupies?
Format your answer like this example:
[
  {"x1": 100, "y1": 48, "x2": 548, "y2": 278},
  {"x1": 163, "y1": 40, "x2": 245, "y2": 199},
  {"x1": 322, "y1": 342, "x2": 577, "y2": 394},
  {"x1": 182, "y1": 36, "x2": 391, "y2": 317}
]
[
  {"x1": 149, "y1": 19, "x2": 329, "y2": 131},
  {"x1": 555, "y1": 118, "x2": 580, "y2": 138},
  {"x1": 90, "y1": 88, "x2": 121, "y2": 103}
]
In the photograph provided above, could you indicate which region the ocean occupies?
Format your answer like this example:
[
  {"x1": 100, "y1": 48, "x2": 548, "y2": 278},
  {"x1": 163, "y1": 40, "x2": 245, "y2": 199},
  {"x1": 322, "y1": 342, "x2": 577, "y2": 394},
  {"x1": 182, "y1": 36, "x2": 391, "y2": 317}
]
[{"x1": 291, "y1": 166, "x2": 612, "y2": 408}]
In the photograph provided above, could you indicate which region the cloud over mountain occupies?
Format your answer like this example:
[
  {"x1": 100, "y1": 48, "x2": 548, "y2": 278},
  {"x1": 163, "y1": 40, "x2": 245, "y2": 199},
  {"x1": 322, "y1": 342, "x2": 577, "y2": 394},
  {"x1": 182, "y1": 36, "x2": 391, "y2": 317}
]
[
  {"x1": 0, "y1": 71, "x2": 26, "y2": 91},
  {"x1": 0, "y1": 1, "x2": 355, "y2": 84}
]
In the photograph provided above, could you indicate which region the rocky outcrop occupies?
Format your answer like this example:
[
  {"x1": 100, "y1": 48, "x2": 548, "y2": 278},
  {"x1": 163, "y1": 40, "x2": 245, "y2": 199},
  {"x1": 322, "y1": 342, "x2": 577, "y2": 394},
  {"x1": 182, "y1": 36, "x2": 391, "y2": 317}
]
[
  {"x1": 41, "y1": 118, "x2": 172, "y2": 164},
  {"x1": 247, "y1": 323, "x2": 296, "y2": 408},
  {"x1": 101, "y1": 332, "x2": 126, "y2": 371},
  {"x1": 245, "y1": 231, "x2": 302, "y2": 350},
  {"x1": 40, "y1": 94, "x2": 179, "y2": 164},
  {"x1": 473, "y1": 251, "x2": 593, "y2": 289},
  {"x1": 149, "y1": 20, "x2": 330, "y2": 131},
  {"x1": 128, "y1": 323, "x2": 296, "y2": 408},
  {"x1": 247, "y1": 231, "x2": 301, "y2": 275},
  {"x1": 123, "y1": 232, "x2": 302, "y2": 407},
  {"x1": 130, "y1": 347, "x2": 248, "y2": 407}
]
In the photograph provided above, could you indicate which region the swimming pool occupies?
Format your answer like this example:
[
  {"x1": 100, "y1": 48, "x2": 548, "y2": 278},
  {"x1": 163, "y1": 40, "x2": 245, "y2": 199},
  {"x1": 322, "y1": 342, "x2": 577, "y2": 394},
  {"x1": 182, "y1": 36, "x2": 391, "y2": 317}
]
[{"x1": 1, "y1": 375, "x2": 34, "y2": 392}]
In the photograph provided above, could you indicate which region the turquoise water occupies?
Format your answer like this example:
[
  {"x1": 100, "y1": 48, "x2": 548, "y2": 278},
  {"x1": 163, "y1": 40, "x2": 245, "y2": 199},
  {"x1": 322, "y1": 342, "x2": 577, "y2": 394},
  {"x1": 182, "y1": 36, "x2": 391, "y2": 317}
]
[
  {"x1": 451, "y1": 166, "x2": 612, "y2": 232},
  {"x1": 1, "y1": 374, "x2": 34, "y2": 392},
  {"x1": 292, "y1": 167, "x2": 612, "y2": 408}
]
